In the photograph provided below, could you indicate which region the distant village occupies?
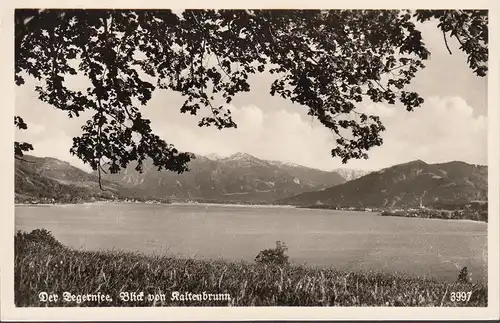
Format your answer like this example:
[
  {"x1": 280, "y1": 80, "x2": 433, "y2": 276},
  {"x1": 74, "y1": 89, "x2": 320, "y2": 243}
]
[
  {"x1": 300, "y1": 201, "x2": 488, "y2": 222},
  {"x1": 379, "y1": 203, "x2": 488, "y2": 222},
  {"x1": 14, "y1": 194, "x2": 170, "y2": 205}
]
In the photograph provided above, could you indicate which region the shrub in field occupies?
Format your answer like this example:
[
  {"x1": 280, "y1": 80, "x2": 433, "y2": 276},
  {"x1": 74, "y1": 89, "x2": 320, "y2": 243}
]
[
  {"x1": 255, "y1": 240, "x2": 289, "y2": 266},
  {"x1": 457, "y1": 266, "x2": 470, "y2": 284},
  {"x1": 15, "y1": 228, "x2": 63, "y2": 250}
]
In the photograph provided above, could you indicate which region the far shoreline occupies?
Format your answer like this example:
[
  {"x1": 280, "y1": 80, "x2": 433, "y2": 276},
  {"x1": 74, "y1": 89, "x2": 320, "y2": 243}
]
[
  {"x1": 14, "y1": 201, "x2": 295, "y2": 208},
  {"x1": 14, "y1": 201, "x2": 487, "y2": 223}
]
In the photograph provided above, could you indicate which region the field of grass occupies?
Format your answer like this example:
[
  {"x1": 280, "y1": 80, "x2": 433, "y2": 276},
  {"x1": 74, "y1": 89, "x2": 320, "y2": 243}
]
[{"x1": 15, "y1": 229, "x2": 487, "y2": 307}]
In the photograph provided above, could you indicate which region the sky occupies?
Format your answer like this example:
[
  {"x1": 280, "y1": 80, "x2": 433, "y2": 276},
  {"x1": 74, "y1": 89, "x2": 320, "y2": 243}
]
[{"x1": 15, "y1": 15, "x2": 488, "y2": 172}]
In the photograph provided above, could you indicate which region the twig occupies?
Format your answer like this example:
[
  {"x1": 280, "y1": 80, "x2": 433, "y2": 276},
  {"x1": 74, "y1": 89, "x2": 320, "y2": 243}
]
[
  {"x1": 453, "y1": 34, "x2": 465, "y2": 47},
  {"x1": 385, "y1": 63, "x2": 412, "y2": 73},
  {"x1": 442, "y1": 31, "x2": 453, "y2": 55},
  {"x1": 99, "y1": 164, "x2": 108, "y2": 175},
  {"x1": 97, "y1": 164, "x2": 108, "y2": 191},
  {"x1": 373, "y1": 80, "x2": 387, "y2": 92},
  {"x1": 82, "y1": 43, "x2": 109, "y2": 192},
  {"x1": 214, "y1": 54, "x2": 231, "y2": 79}
]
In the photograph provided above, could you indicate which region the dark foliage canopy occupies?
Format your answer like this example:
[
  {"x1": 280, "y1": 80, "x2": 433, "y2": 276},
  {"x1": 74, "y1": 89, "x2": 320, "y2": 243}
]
[{"x1": 14, "y1": 9, "x2": 488, "y2": 184}]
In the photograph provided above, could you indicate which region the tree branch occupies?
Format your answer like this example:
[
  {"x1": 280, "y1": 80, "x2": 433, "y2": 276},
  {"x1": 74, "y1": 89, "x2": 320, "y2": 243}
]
[
  {"x1": 453, "y1": 33, "x2": 465, "y2": 46},
  {"x1": 81, "y1": 39, "x2": 109, "y2": 191},
  {"x1": 97, "y1": 164, "x2": 108, "y2": 191},
  {"x1": 373, "y1": 79, "x2": 387, "y2": 92},
  {"x1": 442, "y1": 31, "x2": 453, "y2": 55}
]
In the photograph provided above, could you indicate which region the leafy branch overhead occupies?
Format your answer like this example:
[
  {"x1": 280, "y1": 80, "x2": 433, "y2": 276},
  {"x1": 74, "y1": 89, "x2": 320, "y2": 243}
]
[
  {"x1": 14, "y1": 116, "x2": 34, "y2": 160},
  {"x1": 15, "y1": 9, "x2": 488, "y2": 180}
]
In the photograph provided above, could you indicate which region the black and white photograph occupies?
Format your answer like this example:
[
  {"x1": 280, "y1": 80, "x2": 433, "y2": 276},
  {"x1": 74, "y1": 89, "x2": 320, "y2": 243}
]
[{"x1": 1, "y1": 1, "x2": 499, "y2": 321}]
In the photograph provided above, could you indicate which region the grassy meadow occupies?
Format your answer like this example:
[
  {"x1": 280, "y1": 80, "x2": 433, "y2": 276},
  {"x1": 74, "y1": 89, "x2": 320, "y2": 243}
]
[{"x1": 14, "y1": 229, "x2": 487, "y2": 307}]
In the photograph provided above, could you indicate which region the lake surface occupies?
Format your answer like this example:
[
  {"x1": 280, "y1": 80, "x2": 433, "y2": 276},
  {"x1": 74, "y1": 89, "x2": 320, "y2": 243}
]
[{"x1": 15, "y1": 203, "x2": 488, "y2": 283}]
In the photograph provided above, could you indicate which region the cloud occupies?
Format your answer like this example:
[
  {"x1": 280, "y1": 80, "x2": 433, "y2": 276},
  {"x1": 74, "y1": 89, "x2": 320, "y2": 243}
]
[
  {"x1": 152, "y1": 96, "x2": 487, "y2": 171},
  {"x1": 24, "y1": 122, "x2": 46, "y2": 136},
  {"x1": 17, "y1": 93, "x2": 486, "y2": 173},
  {"x1": 356, "y1": 96, "x2": 487, "y2": 168},
  {"x1": 152, "y1": 104, "x2": 333, "y2": 168},
  {"x1": 19, "y1": 129, "x2": 93, "y2": 172}
]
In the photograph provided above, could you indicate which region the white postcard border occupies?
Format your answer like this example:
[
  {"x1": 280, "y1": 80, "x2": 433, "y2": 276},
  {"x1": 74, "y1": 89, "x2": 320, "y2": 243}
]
[{"x1": 1, "y1": 0, "x2": 499, "y2": 320}]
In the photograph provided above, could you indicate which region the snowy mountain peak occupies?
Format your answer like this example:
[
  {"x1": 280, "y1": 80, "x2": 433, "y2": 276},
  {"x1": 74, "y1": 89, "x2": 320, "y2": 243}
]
[
  {"x1": 334, "y1": 168, "x2": 373, "y2": 182},
  {"x1": 268, "y1": 160, "x2": 302, "y2": 168},
  {"x1": 205, "y1": 153, "x2": 224, "y2": 161},
  {"x1": 281, "y1": 161, "x2": 302, "y2": 168},
  {"x1": 228, "y1": 152, "x2": 256, "y2": 160},
  {"x1": 222, "y1": 152, "x2": 271, "y2": 168}
]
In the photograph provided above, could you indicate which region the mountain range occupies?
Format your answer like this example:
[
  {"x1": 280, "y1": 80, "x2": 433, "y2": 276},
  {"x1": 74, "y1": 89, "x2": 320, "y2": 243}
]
[
  {"x1": 15, "y1": 155, "x2": 121, "y2": 203},
  {"x1": 101, "y1": 152, "x2": 347, "y2": 203},
  {"x1": 279, "y1": 160, "x2": 487, "y2": 208},
  {"x1": 15, "y1": 153, "x2": 487, "y2": 208}
]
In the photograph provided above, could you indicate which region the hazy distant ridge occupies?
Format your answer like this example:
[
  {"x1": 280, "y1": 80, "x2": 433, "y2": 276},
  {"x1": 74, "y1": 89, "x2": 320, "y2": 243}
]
[
  {"x1": 15, "y1": 155, "x2": 120, "y2": 203},
  {"x1": 101, "y1": 152, "x2": 347, "y2": 203},
  {"x1": 280, "y1": 160, "x2": 487, "y2": 208}
]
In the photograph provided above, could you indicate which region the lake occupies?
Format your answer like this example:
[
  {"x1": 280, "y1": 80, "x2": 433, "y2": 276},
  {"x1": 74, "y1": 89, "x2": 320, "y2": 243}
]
[{"x1": 15, "y1": 203, "x2": 488, "y2": 283}]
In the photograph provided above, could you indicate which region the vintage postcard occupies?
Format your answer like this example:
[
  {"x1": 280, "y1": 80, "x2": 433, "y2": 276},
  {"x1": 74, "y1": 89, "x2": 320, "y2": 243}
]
[{"x1": 1, "y1": 0, "x2": 499, "y2": 321}]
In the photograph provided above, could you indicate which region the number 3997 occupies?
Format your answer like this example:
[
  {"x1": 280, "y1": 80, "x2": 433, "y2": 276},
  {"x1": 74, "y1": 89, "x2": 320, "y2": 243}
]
[{"x1": 450, "y1": 291, "x2": 472, "y2": 302}]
